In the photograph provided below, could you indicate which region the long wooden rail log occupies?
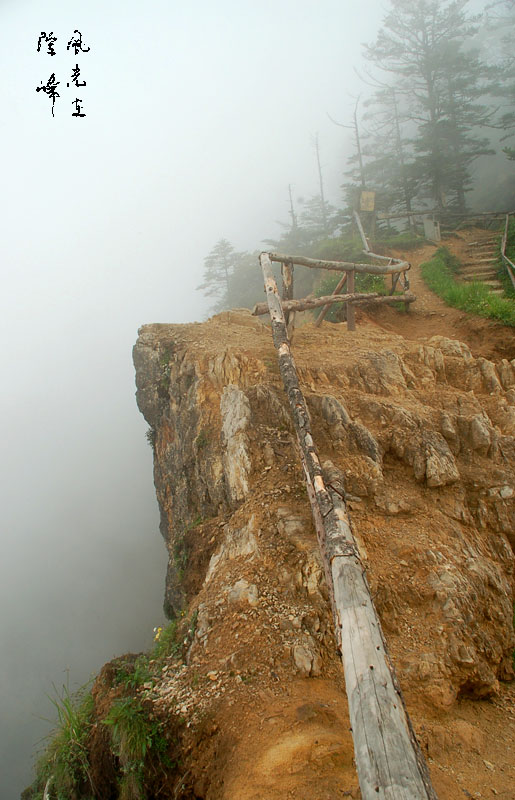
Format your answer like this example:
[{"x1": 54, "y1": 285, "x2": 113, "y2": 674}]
[
  {"x1": 376, "y1": 209, "x2": 511, "y2": 220},
  {"x1": 259, "y1": 250, "x2": 438, "y2": 800},
  {"x1": 269, "y1": 251, "x2": 410, "y2": 275},
  {"x1": 252, "y1": 291, "x2": 417, "y2": 317}
]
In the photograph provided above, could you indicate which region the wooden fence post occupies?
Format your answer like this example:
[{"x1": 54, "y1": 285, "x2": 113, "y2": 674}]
[
  {"x1": 281, "y1": 260, "x2": 294, "y2": 324},
  {"x1": 346, "y1": 269, "x2": 356, "y2": 331}
]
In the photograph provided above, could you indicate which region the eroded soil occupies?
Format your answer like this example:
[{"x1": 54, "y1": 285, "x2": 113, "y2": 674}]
[{"x1": 129, "y1": 231, "x2": 515, "y2": 800}]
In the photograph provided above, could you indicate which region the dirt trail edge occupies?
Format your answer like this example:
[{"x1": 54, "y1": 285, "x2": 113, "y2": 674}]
[{"x1": 366, "y1": 230, "x2": 514, "y2": 361}]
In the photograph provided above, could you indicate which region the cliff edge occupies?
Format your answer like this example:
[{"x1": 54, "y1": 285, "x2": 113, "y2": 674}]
[{"x1": 129, "y1": 308, "x2": 514, "y2": 798}]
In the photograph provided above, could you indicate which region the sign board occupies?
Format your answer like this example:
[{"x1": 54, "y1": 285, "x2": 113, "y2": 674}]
[
  {"x1": 423, "y1": 215, "x2": 441, "y2": 243},
  {"x1": 360, "y1": 191, "x2": 376, "y2": 212}
]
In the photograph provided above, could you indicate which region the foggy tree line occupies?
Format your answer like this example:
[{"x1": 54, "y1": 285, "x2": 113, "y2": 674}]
[{"x1": 197, "y1": 0, "x2": 515, "y2": 312}]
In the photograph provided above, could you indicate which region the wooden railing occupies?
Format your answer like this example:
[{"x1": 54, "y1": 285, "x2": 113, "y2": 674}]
[
  {"x1": 501, "y1": 211, "x2": 515, "y2": 290},
  {"x1": 253, "y1": 214, "x2": 415, "y2": 332},
  {"x1": 258, "y1": 251, "x2": 437, "y2": 799}
]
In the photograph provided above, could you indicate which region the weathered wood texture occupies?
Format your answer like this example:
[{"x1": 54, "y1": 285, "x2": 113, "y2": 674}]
[
  {"x1": 501, "y1": 212, "x2": 515, "y2": 290},
  {"x1": 376, "y1": 209, "x2": 511, "y2": 220},
  {"x1": 252, "y1": 291, "x2": 416, "y2": 317},
  {"x1": 281, "y1": 260, "x2": 294, "y2": 324},
  {"x1": 268, "y1": 251, "x2": 410, "y2": 275},
  {"x1": 347, "y1": 269, "x2": 356, "y2": 331},
  {"x1": 353, "y1": 209, "x2": 371, "y2": 252},
  {"x1": 314, "y1": 272, "x2": 347, "y2": 328},
  {"x1": 259, "y1": 250, "x2": 438, "y2": 800}
]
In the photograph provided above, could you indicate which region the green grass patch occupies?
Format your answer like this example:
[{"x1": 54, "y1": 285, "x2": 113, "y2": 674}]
[
  {"x1": 151, "y1": 619, "x2": 181, "y2": 660},
  {"x1": 421, "y1": 247, "x2": 515, "y2": 326},
  {"x1": 313, "y1": 271, "x2": 386, "y2": 322},
  {"x1": 373, "y1": 231, "x2": 428, "y2": 251},
  {"x1": 32, "y1": 682, "x2": 95, "y2": 799},
  {"x1": 114, "y1": 655, "x2": 153, "y2": 692},
  {"x1": 103, "y1": 696, "x2": 176, "y2": 800}
]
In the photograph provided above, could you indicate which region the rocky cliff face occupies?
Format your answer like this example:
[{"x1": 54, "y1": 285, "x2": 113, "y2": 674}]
[{"x1": 132, "y1": 310, "x2": 515, "y2": 798}]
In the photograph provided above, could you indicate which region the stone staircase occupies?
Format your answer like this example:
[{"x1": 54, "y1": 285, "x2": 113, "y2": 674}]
[{"x1": 458, "y1": 232, "x2": 504, "y2": 294}]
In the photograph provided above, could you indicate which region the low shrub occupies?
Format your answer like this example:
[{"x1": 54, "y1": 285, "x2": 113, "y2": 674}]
[
  {"x1": 151, "y1": 619, "x2": 181, "y2": 660},
  {"x1": 421, "y1": 247, "x2": 515, "y2": 326},
  {"x1": 103, "y1": 696, "x2": 176, "y2": 800},
  {"x1": 113, "y1": 655, "x2": 153, "y2": 692},
  {"x1": 313, "y1": 271, "x2": 386, "y2": 322},
  {"x1": 372, "y1": 231, "x2": 427, "y2": 251}
]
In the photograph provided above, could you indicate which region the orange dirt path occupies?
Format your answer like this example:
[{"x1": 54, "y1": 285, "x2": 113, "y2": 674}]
[{"x1": 362, "y1": 233, "x2": 515, "y2": 362}]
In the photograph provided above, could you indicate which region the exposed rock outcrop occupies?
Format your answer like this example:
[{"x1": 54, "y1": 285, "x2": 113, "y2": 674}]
[{"x1": 131, "y1": 311, "x2": 515, "y2": 799}]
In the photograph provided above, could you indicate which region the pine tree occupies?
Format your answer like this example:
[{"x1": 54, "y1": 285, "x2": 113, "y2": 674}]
[
  {"x1": 363, "y1": 0, "x2": 495, "y2": 212},
  {"x1": 361, "y1": 87, "x2": 419, "y2": 223},
  {"x1": 196, "y1": 239, "x2": 237, "y2": 306},
  {"x1": 478, "y1": 0, "x2": 515, "y2": 155}
]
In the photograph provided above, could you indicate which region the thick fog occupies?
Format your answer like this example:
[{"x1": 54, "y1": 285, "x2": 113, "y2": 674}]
[{"x1": 0, "y1": 1, "x2": 387, "y2": 795}]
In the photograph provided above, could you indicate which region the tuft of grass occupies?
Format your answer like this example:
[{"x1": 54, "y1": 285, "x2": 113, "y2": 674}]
[
  {"x1": 114, "y1": 655, "x2": 153, "y2": 692},
  {"x1": 152, "y1": 607, "x2": 199, "y2": 663},
  {"x1": 421, "y1": 247, "x2": 515, "y2": 326},
  {"x1": 104, "y1": 697, "x2": 149, "y2": 758},
  {"x1": 32, "y1": 682, "x2": 94, "y2": 799},
  {"x1": 151, "y1": 620, "x2": 181, "y2": 660},
  {"x1": 103, "y1": 696, "x2": 172, "y2": 800}
]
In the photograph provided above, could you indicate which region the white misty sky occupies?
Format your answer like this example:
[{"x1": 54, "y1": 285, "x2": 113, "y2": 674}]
[{"x1": 0, "y1": 0, "x2": 387, "y2": 796}]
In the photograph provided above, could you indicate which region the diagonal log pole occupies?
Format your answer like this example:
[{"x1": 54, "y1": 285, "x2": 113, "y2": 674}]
[
  {"x1": 259, "y1": 251, "x2": 438, "y2": 800},
  {"x1": 314, "y1": 272, "x2": 347, "y2": 327}
]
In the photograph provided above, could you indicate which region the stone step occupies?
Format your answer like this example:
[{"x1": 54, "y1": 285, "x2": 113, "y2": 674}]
[
  {"x1": 459, "y1": 272, "x2": 503, "y2": 286},
  {"x1": 482, "y1": 282, "x2": 504, "y2": 290},
  {"x1": 459, "y1": 269, "x2": 497, "y2": 281},
  {"x1": 460, "y1": 264, "x2": 498, "y2": 273},
  {"x1": 461, "y1": 268, "x2": 498, "y2": 276},
  {"x1": 466, "y1": 246, "x2": 498, "y2": 253},
  {"x1": 462, "y1": 275, "x2": 498, "y2": 283},
  {"x1": 462, "y1": 257, "x2": 498, "y2": 265}
]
